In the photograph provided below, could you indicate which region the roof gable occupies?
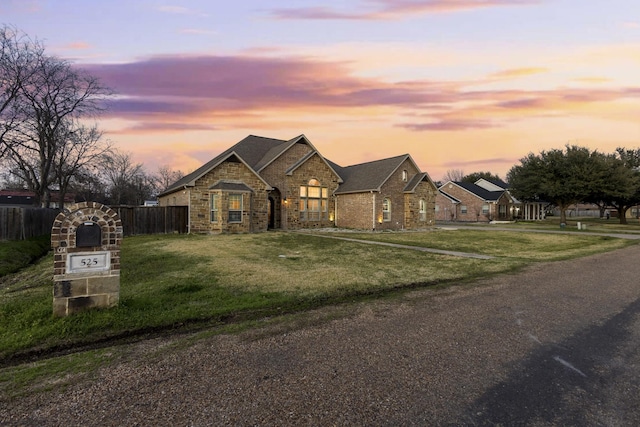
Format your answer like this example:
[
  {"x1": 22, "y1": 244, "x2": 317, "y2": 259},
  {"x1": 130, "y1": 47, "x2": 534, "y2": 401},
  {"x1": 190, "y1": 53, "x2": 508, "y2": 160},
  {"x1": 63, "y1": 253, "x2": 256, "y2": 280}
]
[
  {"x1": 440, "y1": 181, "x2": 505, "y2": 202},
  {"x1": 404, "y1": 172, "x2": 438, "y2": 193},
  {"x1": 259, "y1": 134, "x2": 343, "y2": 183},
  {"x1": 335, "y1": 154, "x2": 418, "y2": 194},
  {"x1": 475, "y1": 178, "x2": 509, "y2": 191},
  {"x1": 438, "y1": 189, "x2": 461, "y2": 203},
  {"x1": 159, "y1": 150, "x2": 271, "y2": 197}
]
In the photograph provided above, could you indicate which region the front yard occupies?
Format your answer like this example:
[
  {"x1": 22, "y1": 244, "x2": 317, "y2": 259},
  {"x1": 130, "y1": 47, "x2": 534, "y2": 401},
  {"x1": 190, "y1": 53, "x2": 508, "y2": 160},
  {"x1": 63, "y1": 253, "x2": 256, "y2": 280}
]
[{"x1": 1, "y1": 229, "x2": 633, "y2": 365}]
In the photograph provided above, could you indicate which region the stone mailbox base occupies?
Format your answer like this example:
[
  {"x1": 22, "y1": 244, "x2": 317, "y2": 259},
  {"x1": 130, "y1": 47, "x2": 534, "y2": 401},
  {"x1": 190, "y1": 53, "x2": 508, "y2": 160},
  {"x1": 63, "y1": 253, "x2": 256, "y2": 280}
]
[{"x1": 51, "y1": 202, "x2": 123, "y2": 317}]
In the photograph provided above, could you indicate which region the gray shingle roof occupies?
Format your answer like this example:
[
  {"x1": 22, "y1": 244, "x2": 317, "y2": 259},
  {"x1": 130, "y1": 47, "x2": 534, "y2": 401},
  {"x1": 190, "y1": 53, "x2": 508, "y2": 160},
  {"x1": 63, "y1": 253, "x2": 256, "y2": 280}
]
[
  {"x1": 160, "y1": 134, "x2": 424, "y2": 198},
  {"x1": 404, "y1": 173, "x2": 429, "y2": 193},
  {"x1": 451, "y1": 181, "x2": 504, "y2": 201},
  {"x1": 159, "y1": 135, "x2": 287, "y2": 196},
  {"x1": 334, "y1": 154, "x2": 410, "y2": 194},
  {"x1": 209, "y1": 181, "x2": 254, "y2": 192},
  {"x1": 438, "y1": 190, "x2": 461, "y2": 203}
]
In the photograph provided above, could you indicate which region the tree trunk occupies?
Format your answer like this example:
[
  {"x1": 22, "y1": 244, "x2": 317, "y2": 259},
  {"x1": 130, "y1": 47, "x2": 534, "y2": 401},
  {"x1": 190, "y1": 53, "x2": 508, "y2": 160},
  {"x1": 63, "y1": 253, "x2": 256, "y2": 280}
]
[
  {"x1": 559, "y1": 208, "x2": 567, "y2": 225},
  {"x1": 618, "y1": 207, "x2": 628, "y2": 224}
]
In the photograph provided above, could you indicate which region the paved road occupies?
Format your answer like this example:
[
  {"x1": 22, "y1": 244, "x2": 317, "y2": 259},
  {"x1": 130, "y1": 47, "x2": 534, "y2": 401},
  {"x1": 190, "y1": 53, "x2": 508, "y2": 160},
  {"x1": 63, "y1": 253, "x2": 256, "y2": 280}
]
[{"x1": 2, "y1": 245, "x2": 640, "y2": 426}]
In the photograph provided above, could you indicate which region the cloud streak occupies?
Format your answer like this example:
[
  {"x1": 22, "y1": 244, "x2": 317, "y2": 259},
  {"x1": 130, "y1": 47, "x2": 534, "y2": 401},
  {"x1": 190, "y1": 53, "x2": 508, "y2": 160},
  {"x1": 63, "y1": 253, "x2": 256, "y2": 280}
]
[
  {"x1": 268, "y1": 0, "x2": 539, "y2": 21},
  {"x1": 83, "y1": 54, "x2": 640, "y2": 134}
]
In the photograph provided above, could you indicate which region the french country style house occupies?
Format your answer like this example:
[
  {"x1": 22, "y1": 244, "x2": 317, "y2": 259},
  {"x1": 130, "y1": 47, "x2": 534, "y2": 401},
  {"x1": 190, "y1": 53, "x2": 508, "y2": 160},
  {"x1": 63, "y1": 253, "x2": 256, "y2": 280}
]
[{"x1": 158, "y1": 134, "x2": 438, "y2": 233}]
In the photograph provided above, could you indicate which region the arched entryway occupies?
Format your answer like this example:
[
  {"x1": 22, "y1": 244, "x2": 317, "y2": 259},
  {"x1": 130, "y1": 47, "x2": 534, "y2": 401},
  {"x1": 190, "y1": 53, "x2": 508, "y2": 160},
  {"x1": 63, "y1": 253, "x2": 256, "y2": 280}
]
[{"x1": 268, "y1": 188, "x2": 282, "y2": 230}]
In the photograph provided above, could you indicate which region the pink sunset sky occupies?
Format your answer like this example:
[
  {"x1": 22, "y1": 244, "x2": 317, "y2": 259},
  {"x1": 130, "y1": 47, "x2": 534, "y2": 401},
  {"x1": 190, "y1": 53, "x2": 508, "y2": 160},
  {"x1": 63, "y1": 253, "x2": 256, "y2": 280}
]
[{"x1": 2, "y1": 0, "x2": 639, "y2": 181}]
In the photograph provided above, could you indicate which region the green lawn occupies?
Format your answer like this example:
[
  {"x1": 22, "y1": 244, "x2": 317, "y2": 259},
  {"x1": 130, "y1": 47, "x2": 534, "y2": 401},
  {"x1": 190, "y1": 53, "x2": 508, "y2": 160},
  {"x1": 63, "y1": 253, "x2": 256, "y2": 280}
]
[
  {"x1": 0, "y1": 230, "x2": 635, "y2": 364},
  {"x1": 0, "y1": 235, "x2": 50, "y2": 276}
]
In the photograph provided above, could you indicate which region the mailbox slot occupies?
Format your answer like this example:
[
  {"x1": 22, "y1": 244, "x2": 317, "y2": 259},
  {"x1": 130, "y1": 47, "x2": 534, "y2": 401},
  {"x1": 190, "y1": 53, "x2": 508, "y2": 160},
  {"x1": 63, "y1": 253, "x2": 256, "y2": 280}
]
[{"x1": 76, "y1": 222, "x2": 101, "y2": 247}]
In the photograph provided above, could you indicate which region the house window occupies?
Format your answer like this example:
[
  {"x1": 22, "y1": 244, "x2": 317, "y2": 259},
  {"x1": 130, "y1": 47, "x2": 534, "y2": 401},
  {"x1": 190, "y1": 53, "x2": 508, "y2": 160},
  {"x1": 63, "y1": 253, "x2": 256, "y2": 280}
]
[
  {"x1": 435, "y1": 205, "x2": 440, "y2": 212},
  {"x1": 300, "y1": 179, "x2": 328, "y2": 221},
  {"x1": 402, "y1": 170, "x2": 408, "y2": 182},
  {"x1": 228, "y1": 194, "x2": 243, "y2": 223},
  {"x1": 499, "y1": 205, "x2": 507, "y2": 216},
  {"x1": 461, "y1": 205, "x2": 468, "y2": 214},
  {"x1": 383, "y1": 198, "x2": 391, "y2": 222},
  {"x1": 210, "y1": 193, "x2": 218, "y2": 222},
  {"x1": 482, "y1": 204, "x2": 490, "y2": 215},
  {"x1": 419, "y1": 199, "x2": 427, "y2": 222}
]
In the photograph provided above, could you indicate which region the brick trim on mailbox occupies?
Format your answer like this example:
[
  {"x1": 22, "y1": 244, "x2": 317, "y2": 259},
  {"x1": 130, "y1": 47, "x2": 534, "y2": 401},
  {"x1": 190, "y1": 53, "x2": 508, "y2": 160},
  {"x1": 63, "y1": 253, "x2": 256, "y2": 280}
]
[{"x1": 51, "y1": 202, "x2": 123, "y2": 316}]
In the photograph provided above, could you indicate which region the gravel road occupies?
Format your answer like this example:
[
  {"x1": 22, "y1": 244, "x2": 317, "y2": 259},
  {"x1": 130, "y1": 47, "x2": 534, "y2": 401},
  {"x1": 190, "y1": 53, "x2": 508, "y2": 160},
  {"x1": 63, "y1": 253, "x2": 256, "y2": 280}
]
[{"x1": 2, "y1": 244, "x2": 640, "y2": 426}]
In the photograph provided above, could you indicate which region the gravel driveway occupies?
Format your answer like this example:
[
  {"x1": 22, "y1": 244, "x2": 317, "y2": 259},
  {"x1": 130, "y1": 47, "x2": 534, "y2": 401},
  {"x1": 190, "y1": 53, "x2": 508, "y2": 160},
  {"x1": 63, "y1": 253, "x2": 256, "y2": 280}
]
[{"x1": 2, "y1": 244, "x2": 640, "y2": 426}]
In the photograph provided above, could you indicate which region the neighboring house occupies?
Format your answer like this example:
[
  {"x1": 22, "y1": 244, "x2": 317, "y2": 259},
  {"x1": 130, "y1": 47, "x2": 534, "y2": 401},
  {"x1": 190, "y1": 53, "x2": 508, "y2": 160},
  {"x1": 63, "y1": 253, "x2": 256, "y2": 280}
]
[
  {"x1": 0, "y1": 189, "x2": 75, "y2": 209},
  {"x1": 158, "y1": 134, "x2": 438, "y2": 233},
  {"x1": 437, "y1": 181, "x2": 514, "y2": 222},
  {"x1": 331, "y1": 154, "x2": 437, "y2": 230},
  {"x1": 475, "y1": 178, "x2": 545, "y2": 220},
  {"x1": 435, "y1": 190, "x2": 460, "y2": 221}
]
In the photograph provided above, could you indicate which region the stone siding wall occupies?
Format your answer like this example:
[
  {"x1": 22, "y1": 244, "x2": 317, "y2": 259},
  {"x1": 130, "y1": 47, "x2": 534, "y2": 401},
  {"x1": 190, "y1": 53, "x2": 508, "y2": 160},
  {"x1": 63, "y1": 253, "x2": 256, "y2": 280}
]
[
  {"x1": 51, "y1": 202, "x2": 122, "y2": 316},
  {"x1": 188, "y1": 159, "x2": 269, "y2": 233},
  {"x1": 375, "y1": 159, "x2": 420, "y2": 231},
  {"x1": 260, "y1": 143, "x2": 340, "y2": 230},
  {"x1": 158, "y1": 190, "x2": 189, "y2": 207},
  {"x1": 404, "y1": 180, "x2": 437, "y2": 229}
]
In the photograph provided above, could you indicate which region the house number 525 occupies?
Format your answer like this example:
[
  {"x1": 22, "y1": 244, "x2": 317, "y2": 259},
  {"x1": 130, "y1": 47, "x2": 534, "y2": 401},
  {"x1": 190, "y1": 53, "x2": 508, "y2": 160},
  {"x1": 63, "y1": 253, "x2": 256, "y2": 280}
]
[{"x1": 80, "y1": 258, "x2": 99, "y2": 267}]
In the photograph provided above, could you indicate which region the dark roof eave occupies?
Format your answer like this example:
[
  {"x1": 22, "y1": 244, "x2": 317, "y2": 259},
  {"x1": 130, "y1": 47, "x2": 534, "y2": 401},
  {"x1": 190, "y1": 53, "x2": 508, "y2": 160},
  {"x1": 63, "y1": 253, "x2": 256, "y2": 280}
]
[{"x1": 334, "y1": 188, "x2": 380, "y2": 195}]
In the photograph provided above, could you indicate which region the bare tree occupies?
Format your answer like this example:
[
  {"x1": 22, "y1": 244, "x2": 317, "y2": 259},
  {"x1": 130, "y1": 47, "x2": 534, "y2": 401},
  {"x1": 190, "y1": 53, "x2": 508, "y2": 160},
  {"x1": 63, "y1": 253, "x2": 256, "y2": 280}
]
[
  {"x1": 0, "y1": 25, "x2": 43, "y2": 155},
  {"x1": 154, "y1": 165, "x2": 184, "y2": 194},
  {"x1": 100, "y1": 150, "x2": 155, "y2": 205},
  {"x1": 53, "y1": 122, "x2": 112, "y2": 205},
  {"x1": 442, "y1": 168, "x2": 464, "y2": 182},
  {"x1": 0, "y1": 25, "x2": 112, "y2": 207}
]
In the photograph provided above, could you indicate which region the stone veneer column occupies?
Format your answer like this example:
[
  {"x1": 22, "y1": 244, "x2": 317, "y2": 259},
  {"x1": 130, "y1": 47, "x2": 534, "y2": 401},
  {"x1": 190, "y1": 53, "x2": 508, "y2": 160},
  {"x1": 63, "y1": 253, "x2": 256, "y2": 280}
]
[{"x1": 51, "y1": 202, "x2": 123, "y2": 316}]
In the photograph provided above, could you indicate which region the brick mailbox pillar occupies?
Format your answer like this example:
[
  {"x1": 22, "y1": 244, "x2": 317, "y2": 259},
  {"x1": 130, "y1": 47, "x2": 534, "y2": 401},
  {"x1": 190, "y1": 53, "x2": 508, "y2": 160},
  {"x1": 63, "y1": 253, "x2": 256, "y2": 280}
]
[{"x1": 51, "y1": 202, "x2": 123, "y2": 316}]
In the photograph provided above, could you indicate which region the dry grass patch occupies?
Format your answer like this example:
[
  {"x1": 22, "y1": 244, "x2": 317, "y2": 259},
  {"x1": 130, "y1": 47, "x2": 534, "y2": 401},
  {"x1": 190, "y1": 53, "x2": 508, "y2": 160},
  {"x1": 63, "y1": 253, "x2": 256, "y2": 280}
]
[{"x1": 141, "y1": 232, "x2": 519, "y2": 296}]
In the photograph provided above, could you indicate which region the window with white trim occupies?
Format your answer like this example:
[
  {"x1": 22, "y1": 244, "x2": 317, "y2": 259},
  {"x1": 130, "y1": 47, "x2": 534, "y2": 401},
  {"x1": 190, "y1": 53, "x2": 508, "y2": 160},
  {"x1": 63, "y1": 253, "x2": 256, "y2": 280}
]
[
  {"x1": 383, "y1": 198, "x2": 391, "y2": 222},
  {"x1": 482, "y1": 204, "x2": 490, "y2": 215},
  {"x1": 419, "y1": 199, "x2": 427, "y2": 221},
  {"x1": 210, "y1": 193, "x2": 218, "y2": 222},
  {"x1": 402, "y1": 170, "x2": 408, "y2": 182},
  {"x1": 228, "y1": 194, "x2": 243, "y2": 223},
  {"x1": 300, "y1": 179, "x2": 328, "y2": 221},
  {"x1": 461, "y1": 205, "x2": 468, "y2": 214}
]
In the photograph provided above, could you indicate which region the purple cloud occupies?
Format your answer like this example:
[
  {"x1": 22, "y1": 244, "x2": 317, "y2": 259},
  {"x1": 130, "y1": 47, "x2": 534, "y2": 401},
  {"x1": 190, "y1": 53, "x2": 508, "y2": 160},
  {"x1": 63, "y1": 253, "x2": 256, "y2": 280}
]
[
  {"x1": 80, "y1": 54, "x2": 640, "y2": 134},
  {"x1": 399, "y1": 119, "x2": 497, "y2": 131},
  {"x1": 268, "y1": 0, "x2": 540, "y2": 21}
]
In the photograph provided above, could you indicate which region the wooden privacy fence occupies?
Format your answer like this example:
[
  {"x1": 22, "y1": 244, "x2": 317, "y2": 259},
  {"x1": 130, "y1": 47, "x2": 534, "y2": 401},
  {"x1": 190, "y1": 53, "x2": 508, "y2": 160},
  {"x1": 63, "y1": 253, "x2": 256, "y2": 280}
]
[
  {"x1": 0, "y1": 207, "x2": 59, "y2": 240},
  {"x1": 0, "y1": 206, "x2": 188, "y2": 240},
  {"x1": 113, "y1": 206, "x2": 188, "y2": 236}
]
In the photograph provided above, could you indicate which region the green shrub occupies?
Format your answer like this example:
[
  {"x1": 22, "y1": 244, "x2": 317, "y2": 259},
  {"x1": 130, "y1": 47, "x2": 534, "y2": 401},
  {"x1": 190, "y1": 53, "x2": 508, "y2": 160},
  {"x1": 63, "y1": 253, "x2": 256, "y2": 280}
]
[{"x1": 0, "y1": 235, "x2": 51, "y2": 277}]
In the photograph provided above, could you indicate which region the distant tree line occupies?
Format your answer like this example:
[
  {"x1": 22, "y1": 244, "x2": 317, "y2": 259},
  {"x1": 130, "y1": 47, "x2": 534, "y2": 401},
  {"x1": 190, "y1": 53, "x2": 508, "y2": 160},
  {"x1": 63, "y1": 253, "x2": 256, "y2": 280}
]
[
  {"x1": 0, "y1": 25, "x2": 184, "y2": 207},
  {"x1": 507, "y1": 145, "x2": 640, "y2": 224},
  {"x1": 443, "y1": 146, "x2": 640, "y2": 225}
]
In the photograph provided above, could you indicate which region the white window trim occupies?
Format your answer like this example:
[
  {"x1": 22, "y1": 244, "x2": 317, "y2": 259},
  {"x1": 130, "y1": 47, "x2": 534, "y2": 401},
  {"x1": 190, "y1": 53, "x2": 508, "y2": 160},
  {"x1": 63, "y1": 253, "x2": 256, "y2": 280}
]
[
  {"x1": 300, "y1": 179, "x2": 328, "y2": 222},
  {"x1": 228, "y1": 193, "x2": 243, "y2": 223},
  {"x1": 210, "y1": 193, "x2": 218, "y2": 223},
  {"x1": 383, "y1": 198, "x2": 391, "y2": 222}
]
